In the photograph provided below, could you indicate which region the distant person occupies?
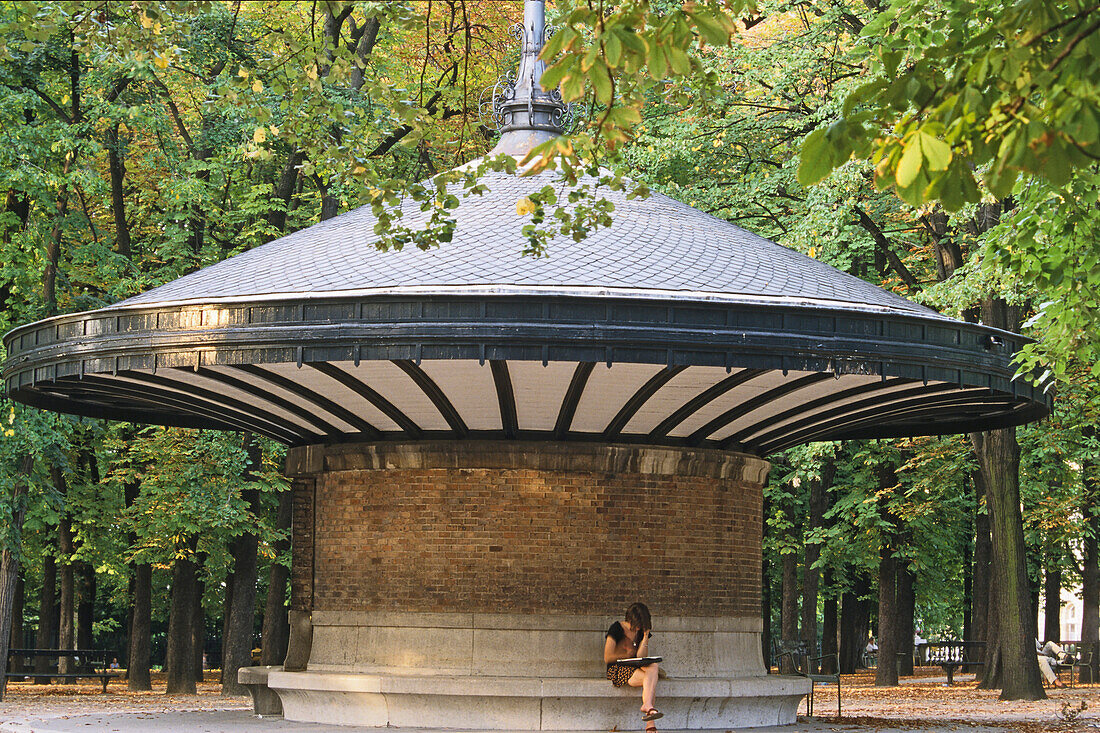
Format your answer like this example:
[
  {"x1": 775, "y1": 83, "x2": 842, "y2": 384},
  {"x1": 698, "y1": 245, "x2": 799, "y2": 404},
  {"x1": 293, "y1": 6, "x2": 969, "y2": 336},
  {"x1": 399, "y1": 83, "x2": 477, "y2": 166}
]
[
  {"x1": 1036, "y1": 639, "x2": 1068, "y2": 688},
  {"x1": 865, "y1": 636, "x2": 878, "y2": 654},
  {"x1": 913, "y1": 630, "x2": 927, "y2": 665},
  {"x1": 109, "y1": 657, "x2": 120, "y2": 670},
  {"x1": 605, "y1": 602, "x2": 662, "y2": 729}
]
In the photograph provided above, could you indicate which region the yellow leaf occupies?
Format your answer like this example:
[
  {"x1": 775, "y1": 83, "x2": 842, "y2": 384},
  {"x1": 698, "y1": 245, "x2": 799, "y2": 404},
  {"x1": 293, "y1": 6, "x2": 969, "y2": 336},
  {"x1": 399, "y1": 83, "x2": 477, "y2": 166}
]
[
  {"x1": 253, "y1": 127, "x2": 267, "y2": 143},
  {"x1": 252, "y1": 78, "x2": 263, "y2": 93},
  {"x1": 352, "y1": 165, "x2": 366, "y2": 175},
  {"x1": 140, "y1": 13, "x2": 153, "y2": 29},
  {"x1": 153, "y1": 52, "x2": 169, "y2": 69},
  {"x1": 516, "y1": 196, "x2": 536, "y2": 216},
  {"x1": 306, "y1": 64, "x2": 319, "y2": 81},
  {"x1": 238, "y1": 67, "x2": 249, "y2": 78},
  {"x1": 808, "y1": 246, "x2": 817, "y2": 258}
]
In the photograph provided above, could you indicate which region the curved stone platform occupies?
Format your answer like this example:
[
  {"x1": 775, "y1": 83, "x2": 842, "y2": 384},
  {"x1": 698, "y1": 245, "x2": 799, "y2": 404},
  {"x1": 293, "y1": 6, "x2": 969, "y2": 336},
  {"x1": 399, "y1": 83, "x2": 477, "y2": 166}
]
[
  {"x1": 261, "y1": 670, "x2": 809, "y2": 730},
  {"x1": 239, "y1": 441, "x2": 803, "y2": 729}
]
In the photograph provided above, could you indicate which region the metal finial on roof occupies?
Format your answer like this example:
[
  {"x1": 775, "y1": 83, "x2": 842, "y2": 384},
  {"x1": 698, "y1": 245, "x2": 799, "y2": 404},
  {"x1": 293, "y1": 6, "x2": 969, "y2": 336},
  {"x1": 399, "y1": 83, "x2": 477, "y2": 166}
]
[{"x1": 482, "y1": 0, "x2": 572, "y2": 157}]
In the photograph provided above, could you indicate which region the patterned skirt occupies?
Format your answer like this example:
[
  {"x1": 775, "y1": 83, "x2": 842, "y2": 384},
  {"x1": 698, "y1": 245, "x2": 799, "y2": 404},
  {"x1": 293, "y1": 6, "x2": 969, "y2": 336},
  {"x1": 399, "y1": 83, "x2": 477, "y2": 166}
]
[{"x1": 606, "y1": 662, "x2": 634, "y2": 687}]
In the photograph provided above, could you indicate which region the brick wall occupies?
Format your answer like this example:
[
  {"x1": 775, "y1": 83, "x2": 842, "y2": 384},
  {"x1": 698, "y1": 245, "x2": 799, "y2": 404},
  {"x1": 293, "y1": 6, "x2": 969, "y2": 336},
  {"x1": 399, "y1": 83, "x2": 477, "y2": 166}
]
[
  {"x1": 290, "y1": 477, "x2": 315, "y2": 611},
  {"x1": 290, "y1": 443, "x2": 765, "y2": 618}
]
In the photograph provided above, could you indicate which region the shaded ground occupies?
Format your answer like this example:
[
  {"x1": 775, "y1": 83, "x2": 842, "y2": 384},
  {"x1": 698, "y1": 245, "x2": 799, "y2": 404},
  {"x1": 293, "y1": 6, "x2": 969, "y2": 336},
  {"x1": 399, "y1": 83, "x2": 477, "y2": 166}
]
[{"x1": 0, "y1": 669, "x2": 1097, "y2": 732}]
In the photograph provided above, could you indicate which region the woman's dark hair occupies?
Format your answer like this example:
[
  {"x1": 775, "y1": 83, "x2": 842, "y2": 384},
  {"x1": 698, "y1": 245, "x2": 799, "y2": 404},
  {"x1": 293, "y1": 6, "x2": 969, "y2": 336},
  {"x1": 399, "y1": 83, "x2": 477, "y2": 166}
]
[{"x1": 626, "y1": 602, "x2": 651, "y2": 638}]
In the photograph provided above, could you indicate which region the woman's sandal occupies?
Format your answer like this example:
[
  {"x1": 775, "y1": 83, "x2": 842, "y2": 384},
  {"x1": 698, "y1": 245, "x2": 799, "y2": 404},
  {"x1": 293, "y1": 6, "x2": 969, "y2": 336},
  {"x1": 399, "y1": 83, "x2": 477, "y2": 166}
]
[
  {"x1": 645, "y1": 725, "x2": 658, "y2": 733},
  {"x1": 641, "y1": 708, "x2": 663, "y2": 722}
]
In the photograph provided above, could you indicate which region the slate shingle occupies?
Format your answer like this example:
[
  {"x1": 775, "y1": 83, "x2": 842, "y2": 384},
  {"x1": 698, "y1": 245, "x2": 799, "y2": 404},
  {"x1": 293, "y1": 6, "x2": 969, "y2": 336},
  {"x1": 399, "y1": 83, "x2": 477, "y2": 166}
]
[{"x1": 119, "y1": 169, "x2": 940, "y2": 319}]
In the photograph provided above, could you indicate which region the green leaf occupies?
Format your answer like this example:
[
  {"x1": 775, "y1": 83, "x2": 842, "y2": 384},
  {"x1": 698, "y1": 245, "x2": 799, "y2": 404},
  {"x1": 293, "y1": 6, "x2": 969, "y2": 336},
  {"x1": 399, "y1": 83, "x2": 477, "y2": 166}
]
[
  {"x1": 689, "y1": 10, "x2": 730, "y2": 45},
  {"x1": 560, "y1": 69, "x2": 585, "y2": 101},
  {"x1": 605, "y1": 32, "x2": 623, "y2": 67},
  {"x1": 647, "y1": 40, "x2": 668, "y2": 79},
  {"x1": 590, "y1": 61, "x2": 612, "y2": 104},
  {"x1": 666, "y1": 45, "x2": 692, "y2": 76},
  {"x1": 919, "y1": 132, "x2": 952, "y2": 171},
  {"x1": 896, "y1": 135, "x2": 924, "y2": 188},
  {"x1": 797, "y1": 127, "x2": 835, "y2": 186},
  {"x1": 539, "y1": 57, "x2": 572, "y2": 91},
  {"x1": 540, "y1": 26, "x2": 574, "y2": 60}
]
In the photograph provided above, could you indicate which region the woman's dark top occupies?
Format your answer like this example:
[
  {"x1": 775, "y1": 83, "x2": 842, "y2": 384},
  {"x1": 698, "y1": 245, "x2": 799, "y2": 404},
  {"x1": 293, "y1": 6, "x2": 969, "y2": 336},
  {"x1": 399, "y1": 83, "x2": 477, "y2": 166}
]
[{"x1": 605, "y1": 621, "x2": 640, "y2": 687}]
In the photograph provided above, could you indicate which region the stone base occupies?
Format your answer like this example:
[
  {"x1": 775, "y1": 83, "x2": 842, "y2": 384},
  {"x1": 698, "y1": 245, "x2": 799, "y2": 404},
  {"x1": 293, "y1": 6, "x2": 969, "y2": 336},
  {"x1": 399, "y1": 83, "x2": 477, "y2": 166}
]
[
  {"x1": 237, "y1": 665, "x2": 283, "y2": 716},
  {"x1": 257, "y1": 670, "x2": 808, "y2": 730}
]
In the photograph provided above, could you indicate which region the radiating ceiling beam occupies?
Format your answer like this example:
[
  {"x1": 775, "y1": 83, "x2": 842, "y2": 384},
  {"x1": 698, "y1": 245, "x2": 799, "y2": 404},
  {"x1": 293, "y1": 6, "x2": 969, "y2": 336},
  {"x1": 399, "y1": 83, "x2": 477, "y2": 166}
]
[
  {"x1": 749, "y1": 382, "x2": 960, "y2": 452},
  {"x1": 648, "y1": 368, "x2": 766, "y2": 439},
  {"x1": 393, "y1": 359, "x2": 469, "y2": 437},
  {"x1": 490, "y1": 360, "x2": 518, "y2": 439},
  {"x1": 189, "y1": 366, "x2": 346, "y2": 438},
  {"x1": 555, "y1": 362, "x2": 595, "y2": 439},
  {"x1": 308, "y1": 361, "x2": 422, "y2": 438},
  {"x1": 64, "y1": 375, "x2": 303, "y2": 443},
  {"x1": 603, "y1": 365, "x2": 687, "y2": 439},
  {"x1": 689, "y1": 373, "x2": 835, "y2": 446},
  {"x1": 726, "y1": 377, "x2": 908, "y2": 447},
  {"x1": 232, "y1": 364, "x2": 382, "y2": 440},
  {"x1": 118, "y1": 370, "x2": 316, "y2": 443},
  {"x1": 762, "y1": 389, "x2": 999, "y2": 452}
]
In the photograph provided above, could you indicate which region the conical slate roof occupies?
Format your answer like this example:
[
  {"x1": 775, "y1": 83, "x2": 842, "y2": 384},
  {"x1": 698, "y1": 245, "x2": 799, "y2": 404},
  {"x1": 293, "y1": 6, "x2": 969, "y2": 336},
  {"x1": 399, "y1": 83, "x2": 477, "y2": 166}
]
[
  {"x1": 1, "y1": 1, "x2": 1047, "y2": 452},
  {"x1": 118, "y1": 168, "x2": 940, "y2": 321}
]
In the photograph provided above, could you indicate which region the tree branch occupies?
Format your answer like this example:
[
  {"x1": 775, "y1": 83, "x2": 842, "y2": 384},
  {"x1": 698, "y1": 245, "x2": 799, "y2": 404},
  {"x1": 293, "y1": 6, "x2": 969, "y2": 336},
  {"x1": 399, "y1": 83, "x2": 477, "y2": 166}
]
[{"x1": 853, "y1": 206, "x2": 921, "y2": 291}]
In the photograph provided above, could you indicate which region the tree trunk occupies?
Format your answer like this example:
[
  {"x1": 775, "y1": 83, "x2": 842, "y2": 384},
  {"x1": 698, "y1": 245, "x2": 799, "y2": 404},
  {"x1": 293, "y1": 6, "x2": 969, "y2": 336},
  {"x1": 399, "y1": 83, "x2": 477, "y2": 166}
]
[
  {"x1": 781, "y1": 553, "x2": 798, "y2": 641},
  {"x1": 266, "y1": 150, "x2": 305, "y2": 232},
  {"x1": 128, "y1": 563, "x2": 152, "y2": 690},
  {"x1": 222, "y1": 522, "x2": 258, "y2": 694},
  {"x1": 780, "y1": 545, "x2": 799, "y2": 673},
  {"x1": 1028, "y1": 545, "x2": 1042, "y2": 642},
  {"x1": 876, "y1": 546, "x2": 899, "y2": 686},
  {"x1": 840, "y1": 573, "x2": 870, "y2": 674},
  {"x1": 42, "y1": 155, "x2": 73, "y2": 316},
  {"x1": 801, "y1": 465, "x2": 831, "y2": 665},
  {"x1": 10, "y1": 573, "x2": 24, "y2": 675},
  {"x1": 1082, "y1": 494, "x2": 1099, "y2": 684},
  {"x1": 33, "y1": 555, "x2": 56, "y2": 682},
  {"x1": 896, "y1": 560, "x2": 915, "y2": 676},
  {"x1": 971, "y1": 470, "x2": 992, "y2": 643},
  {"x1": 56, "y1": 513, "x2": 74, "y2": 674},
  {"x1": 123, "y1": 477, "x2": 151, "y2": 690},
  {"x1": 106, "y1": 122, "x2": 132, "y2": 258},
  {"x1": 963, "y1": 519, "x2": 973, "y2": 643},
  {"x1": 76, "y1": 561, "x2": 94, "y2": 651},
  {"x1": 192, "y1": 569, "x2": 205, "y2": 683},
  {"x1": 0, "y1": 455, "x2": 33, "y2": 700},
  {"x1": 165, "y1": 552, "x2": 198, "y2": 694},
  {"x1": 221, "y1": 566, "x2": 233, "y2": 679},
  {"x1": 260, "y1": 488, "x2": 293, "y2": 666},
  {"x1": 821, "y1": 567, "x2": 838, "y2": 675},
  {"x1": 1044, "y1": 560, "x2": 1061, "y2": 642},
  {"x1": 223, "y1": 434, "x2": 263, "y2": 693},
  {"x1": 761, "y1": 550, "x2": 771, "y2": 670},
  {"x1": 970, "y1": 297, "x2": 1043, "y2": 699},
  {"x1": 973, "y1": 424, "x2": 1045, "y2": 700}
]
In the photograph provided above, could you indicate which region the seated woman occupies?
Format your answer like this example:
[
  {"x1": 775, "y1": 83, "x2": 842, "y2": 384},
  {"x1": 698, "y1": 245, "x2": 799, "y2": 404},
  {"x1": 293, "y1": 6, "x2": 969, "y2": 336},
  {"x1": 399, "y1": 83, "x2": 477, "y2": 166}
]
[{"x1": 604, "y1": 602, "x2": 662, "y2": 727}]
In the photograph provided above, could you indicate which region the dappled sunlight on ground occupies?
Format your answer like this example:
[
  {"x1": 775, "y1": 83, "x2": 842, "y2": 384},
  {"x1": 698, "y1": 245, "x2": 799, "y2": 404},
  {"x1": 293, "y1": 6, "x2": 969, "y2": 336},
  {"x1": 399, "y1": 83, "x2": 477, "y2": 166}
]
[
  {"x1": 801, "y1": 667, "x2": 1100, "y2": 731},
  {"x1": 2, "y1": 668, "x2": 1099, "y2": 731}
]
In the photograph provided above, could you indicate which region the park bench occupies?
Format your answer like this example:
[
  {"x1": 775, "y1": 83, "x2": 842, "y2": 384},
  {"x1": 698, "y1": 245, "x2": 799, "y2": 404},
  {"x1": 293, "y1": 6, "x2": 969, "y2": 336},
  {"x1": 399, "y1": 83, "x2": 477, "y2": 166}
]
[
  {"x1": 775, "y1": 640, "x2": 841, "y2": 717},
  {"x1": 920, "y1": 641, "x2": 985, "y2": 685},
  {"x1": 5, "y1": 649, "x2": 121, "y2": 692},
  {"x1": 1051, "y1": 641, "x2": 1096, "y2": 686}
]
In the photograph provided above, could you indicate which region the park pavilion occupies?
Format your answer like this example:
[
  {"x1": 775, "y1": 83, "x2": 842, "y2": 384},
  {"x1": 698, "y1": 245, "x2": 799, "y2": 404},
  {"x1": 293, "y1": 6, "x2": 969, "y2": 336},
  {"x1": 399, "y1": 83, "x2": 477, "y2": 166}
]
[{"x1": 2, "y1": 2, "x2": 1047, "y2": 729}]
